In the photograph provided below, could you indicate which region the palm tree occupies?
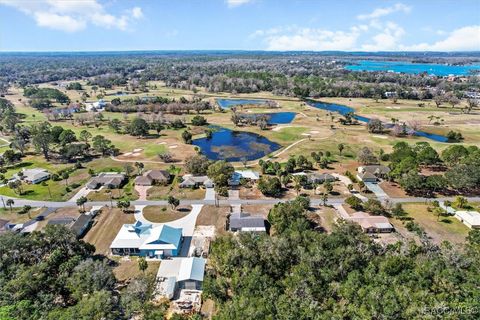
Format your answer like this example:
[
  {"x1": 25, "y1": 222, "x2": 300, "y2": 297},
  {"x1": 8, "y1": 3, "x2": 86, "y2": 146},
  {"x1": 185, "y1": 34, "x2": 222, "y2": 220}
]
[
  {"x1": 337, "y1": 143, "x2": 345, "y2": 155},
  {"x1": 322, "y1": 193, "x2": 328, "y2": 206},
  {"x1": 6, "y1": 199, "x2": 14, "y2": 213}
]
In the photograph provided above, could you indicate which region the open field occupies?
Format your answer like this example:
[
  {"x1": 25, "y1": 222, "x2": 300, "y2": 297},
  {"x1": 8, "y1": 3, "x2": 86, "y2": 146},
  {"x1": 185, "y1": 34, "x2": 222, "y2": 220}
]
[
  {"x1": 393, "y1": 203, "x2": 470, "y2": 245},
  {"x1": 195, "y1": 205, "x2": 229, "y2": 235},
  {"x1": 112, "y1": 257, "x2": 160, "y2": 282},
  {"x1": 0, "y1": 207, "x2": 44, "y2": 224}
]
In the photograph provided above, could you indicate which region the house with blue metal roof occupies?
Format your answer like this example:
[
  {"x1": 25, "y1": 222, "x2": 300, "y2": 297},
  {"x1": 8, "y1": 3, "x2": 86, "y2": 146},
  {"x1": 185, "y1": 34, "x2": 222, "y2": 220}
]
[{"x1": 110, "y1": 221, "x2": 183, "y2": 259}]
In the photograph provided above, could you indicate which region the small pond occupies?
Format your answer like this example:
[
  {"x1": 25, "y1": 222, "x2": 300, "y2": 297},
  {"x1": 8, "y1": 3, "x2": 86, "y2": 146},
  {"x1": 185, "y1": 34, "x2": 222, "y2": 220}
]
[
  {"x1": 240, "y1": 112, "x2": 296, "y2": 124},
  {"x1": 308, "y1": 101, "x2": 448, "y2": 142},
  {"x1": 345, "y1": 60, "x2": 480, "y2": 76},
  {"x1": 216, "y1": 98, "x2": 267, "y2": 109},
  {"x1": 192, "y1": 127, "x2": 281, "y2": 161}
]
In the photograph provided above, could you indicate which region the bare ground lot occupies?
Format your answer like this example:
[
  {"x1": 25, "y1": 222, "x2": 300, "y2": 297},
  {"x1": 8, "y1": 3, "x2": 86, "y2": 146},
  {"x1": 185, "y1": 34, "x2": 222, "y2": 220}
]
[
  {"x1": 195, "y1": 205, "x2": 230, "y2": 235},
  {"x1": 112, "y1": 257, "x2": 160, "y2": 282},
  {"x1": 83, "y1": 207, "x2": 136, "y2": 255}
]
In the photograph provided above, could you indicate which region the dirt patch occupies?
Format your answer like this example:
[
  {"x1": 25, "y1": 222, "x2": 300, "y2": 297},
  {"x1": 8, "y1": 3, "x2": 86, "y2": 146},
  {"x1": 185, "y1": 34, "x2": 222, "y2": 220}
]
[
  {"x1": 195, "y1": 205, "x2": 229, "y2": 235},
  {"x1": 112, "y1": 257, "x2": 160, "y2": 282},
  {"x1": 241, "y1": 204, "x2": 272, "y2": 218},
  {"x1": 379, "y1": 181, "x2": 408, "y2": 198}
]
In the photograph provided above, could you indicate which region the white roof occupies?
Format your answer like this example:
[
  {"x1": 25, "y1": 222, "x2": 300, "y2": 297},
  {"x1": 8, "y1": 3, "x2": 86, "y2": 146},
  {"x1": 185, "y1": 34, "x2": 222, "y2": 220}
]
[
  {"x1": 178, "y1": 257, "x2": 206, "y2": 282},
  {"x1": 235, "y1": 170, "x2": 260, "y2": 180},
  {"x1": 110, "y1": 221, "x2": 152, "y2": 249},
  {"x1": 157, "y1": 257, "x2": 206, "y2": 282},
  {"x1": 17, "y1": 168, "x2": 49, "y2": 181},
  {"x1": 456, "y1": 211, "x2": 480, "y2": 226}
]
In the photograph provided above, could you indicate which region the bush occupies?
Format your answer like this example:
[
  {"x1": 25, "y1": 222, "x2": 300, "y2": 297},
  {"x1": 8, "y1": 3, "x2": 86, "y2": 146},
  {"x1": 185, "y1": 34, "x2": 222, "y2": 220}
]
[
  {"x1": 258, "y1": 176, "x2": 283, "y2": 197},
  {"x1": 345, "y1": 196, "x2": 363, "y2": 210}
]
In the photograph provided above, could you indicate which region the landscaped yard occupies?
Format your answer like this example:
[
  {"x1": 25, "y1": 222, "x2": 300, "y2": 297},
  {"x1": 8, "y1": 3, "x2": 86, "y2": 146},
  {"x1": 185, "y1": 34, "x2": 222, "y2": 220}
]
[
  {"x1": 142, "y1": 205, "x2": 190, "y2": 223},
  {"x1": 147, "y1": 185, "x2": 205, "y2": 200},
  {"x1": 112, "y1": 257, "x2": 160, "y2": 282}
]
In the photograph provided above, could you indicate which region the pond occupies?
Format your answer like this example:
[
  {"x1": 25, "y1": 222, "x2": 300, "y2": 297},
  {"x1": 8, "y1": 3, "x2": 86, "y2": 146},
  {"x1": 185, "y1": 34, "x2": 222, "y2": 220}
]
[
  {"x1": 192, "y1": 127, "x2": 281, "y2": 161},
  {"x1": 308, "y1": 101, "x2": 448, "y2": 142},
  {"x1": 240, "y1": 112, "x2": 296, "y2": 124},
  {"x1": 345, "y1": 60, "x2": 480, "y2": 76},
  {"x1": 216, "y1": 98, "x2": 267, "y2": 109}
]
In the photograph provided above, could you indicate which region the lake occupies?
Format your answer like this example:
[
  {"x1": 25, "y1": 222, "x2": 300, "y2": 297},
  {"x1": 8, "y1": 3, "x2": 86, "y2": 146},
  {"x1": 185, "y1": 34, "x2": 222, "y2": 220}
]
[
  {"x1": 216, "y1": 98, "x2": 267, "y2": 109},
  {"x1": 345, "y1": 60, "x2": 480, "y2": 76},
  {"x1": 240, "y1": 112, "x2": 296, "y2": 124},
  {"x1": 192, "y1": 127, "x2": 281, "y2": 161},
  {"x1": 308, "y1": 101, "x2": 448, "y2": 142}
]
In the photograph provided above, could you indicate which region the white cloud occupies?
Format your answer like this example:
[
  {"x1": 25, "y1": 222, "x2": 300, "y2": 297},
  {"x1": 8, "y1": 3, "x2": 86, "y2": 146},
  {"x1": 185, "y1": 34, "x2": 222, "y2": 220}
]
[
  {"x1": 226, "y1": 0, "x2": 252, "y2": 8},
  {"x1": 0, "y1": 0, "x2": 143, "y2": 32},
  {"x1": 361, "y1": 22, "x2": 405, "y2": 51},
  {"x1": 258, "y1": 26, "x2": 360, "y2": 51},
  {"x1": 401, "y1": 25, "x2": 480, "y2": 51},
  {"x1": 357, "y1": 3, "x2": 411, "y2": 20}
]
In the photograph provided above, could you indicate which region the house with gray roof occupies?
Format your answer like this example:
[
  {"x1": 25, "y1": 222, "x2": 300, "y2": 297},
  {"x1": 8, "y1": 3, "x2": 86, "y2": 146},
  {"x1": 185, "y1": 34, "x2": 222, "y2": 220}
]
[
  {"x1": 179, "y1": 175, "x2": 214, "y2": 188},
  {"x1": 229, "y1": 212, "x2": 266, "y2": 232},
  {"x1": 86, "y1": 172, "x2": 126, "y2": 190},
  {"x1": 307, "y1": 173, "x2": 335, "y2": 184},
  {"x1": 14, "y1": 168, "x2": 50, "y2": 184},
  {"x1": 135, "y1": 169, "x2": 171, "y2": 186}
]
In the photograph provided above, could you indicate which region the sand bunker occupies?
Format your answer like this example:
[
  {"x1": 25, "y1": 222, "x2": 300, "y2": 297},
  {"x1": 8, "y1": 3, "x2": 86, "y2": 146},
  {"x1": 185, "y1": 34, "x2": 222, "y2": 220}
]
[
  {"x1": 169, "y1": 145, "x2": 178, "y2": 149},
  {"x1": 133, "y1": 148, "x2": 143, "y2": 153},
  {"x1": 373, "y1": 135, "x2": 388, "y2": 139}
]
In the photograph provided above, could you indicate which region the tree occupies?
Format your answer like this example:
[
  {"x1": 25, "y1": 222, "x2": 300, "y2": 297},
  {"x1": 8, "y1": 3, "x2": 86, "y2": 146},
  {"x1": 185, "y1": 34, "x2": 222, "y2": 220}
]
[
  {"x1": 32, "y1": 131, "x2": 52, "y2": 160},
  {"x1": 117, "y1": 199, "x2": 131, "y2": 212},
  {"x1": 292, "y1": 175, "x2": 303, "y2": 195},
  {"x1": 62, "y1": 172, "x2": 70, "y2": 187},
  {"x1": 357, "y1": 147, "x2": 378, "y2": 165},
  {"x1": 135, "y1": 162, "x2": 144, "y2": 175},
  {"x1": 128, "y1": 118, "x2": 150, "y2": 137},
  {"x1": 453, "y1": 196, "x2": 468, "y2": 209},
  {"x1": 79, "y1": 130, "x2": 92, "y2": 144},
  {"x1": 123, "y1": 163, "x2": 134, "y2": 177},
  {"x1": 367, "y1": 119, "x2": 383, "y2": 133},
  {"x1": 109, "y1": 119, "x2": 122, "y2": 133},
  {"x1": 345, "y1": 195, "x2": 363, "y2": 210},
  {"x1": 185, "y1": 155, "x2": 211, "y2": 175},
  {"x1": 337, "y1": 143, "x2": 345, "y2": 155},
  {"x1": 92, "y1": 135, "x2": 116, "y2": 156},
  {"x1": 58, "y1": 129, "x2": 77, "y2": 146},
  {"x1": 391, "y1": 203, "x2": 407, "y2": 217},
  {"x1": 441, "y1": 145, "x2": 468, "y2": 165},
  {"x1": 5, "y1": 199, "x2": 14, "y2": 213},
  {"x1": 258, "y1": 176, "x2": 283, "y2": 197},
  {"x1": 321, "y1": 192, "x2": 328, "y2": 206},
  {"x1": 182, "y1": 130, "x2": 192, "y2": 144},
  {"x1": 167, "y1": 196, "x2": 180, "y2": 209},
  {"x1": 76, "y1": 196, "x2": 88, "y2": 212},
  {"x1": 207, "y1": 161, "x2": 234, "y2": 191},
  {"x1": 363, "y1": 199, "x2": 385, "y2": 215},
  {"x1": 191, "y1": 115, "x2": 207, "y2": 126},
  {"x1": 138, "y1": 257, "x2": 148, "y2": 273}
]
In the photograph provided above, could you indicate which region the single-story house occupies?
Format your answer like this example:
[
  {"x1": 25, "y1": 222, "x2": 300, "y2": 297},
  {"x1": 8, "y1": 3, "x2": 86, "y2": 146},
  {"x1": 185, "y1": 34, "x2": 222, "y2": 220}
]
[
  {"x1": 135, "y1": 169, "x2": 171, "y2": 186},
  {"x1": 14, "y1": 168, "x2": 50, "y2": 184},
  {"x1": 86, "y1": 172, "x2": 126, "y2": 190},
  {"x1": 347, "y1": 211, "x2": 394, "y2": 233},
  {"x1": 110, "y1": 221, "x2": 183, "y2": 258},
  {"x1": 358, "y1": 165, "x2": 391, "y2": 178},
  {"x1": 455, "y1": 211, "x2": 480, "y2": 229},
  {"x1": 156, "y1": 257, "x2": 206, "y2": 299},
  {"x1": 307, "y1": 173, "x2": 335, "y2": 184},
  {"x1": 229, "y1": 170, "x2": 260, "y2": 186},
  {"x1": 229, "y1": 212, "x2": 266, "y2": 232},
  {"x1": 357, "y1": 171, "x2": 378, "y2": 183},
  {"x1": 70, "y1": 214, "x2": 94, "y2": 238},
  {"x1": 179, "y1": 175, "x2": 214, "y2": 188}
]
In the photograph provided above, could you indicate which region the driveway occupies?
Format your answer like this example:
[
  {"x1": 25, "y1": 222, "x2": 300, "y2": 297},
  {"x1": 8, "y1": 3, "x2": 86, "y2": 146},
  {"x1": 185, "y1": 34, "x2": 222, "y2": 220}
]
[
  {"x1": 365, "y1": 182, "x2": 388, "y2": 199},
  {"x1": 228, "y1": 189, "x2": 239, "y2": 200},
  {"x1": 204, "y1": 187, "x2": 216, "y2": 201},
  {"x1": 68, "y1": 187, "x2": 91, "y2": 202},
  {"x1": 333, "y1": 204, "x2": 350, "y2": 219},
  {"x1": 135, "y1": 185, "x2": 151, "y2": 201}
]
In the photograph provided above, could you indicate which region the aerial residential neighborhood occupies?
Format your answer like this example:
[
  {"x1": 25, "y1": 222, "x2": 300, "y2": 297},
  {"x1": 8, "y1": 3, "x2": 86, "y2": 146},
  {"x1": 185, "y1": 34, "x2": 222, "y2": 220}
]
[{"x1": 0, "y1": 0, "x2": 479, "y2": 319}]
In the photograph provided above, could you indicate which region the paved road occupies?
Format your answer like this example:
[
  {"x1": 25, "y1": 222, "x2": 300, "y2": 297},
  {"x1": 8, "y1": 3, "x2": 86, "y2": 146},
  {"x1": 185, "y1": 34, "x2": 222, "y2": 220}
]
[{"x1": 2, "y1": 195, "x2": 480, "y2": 209}]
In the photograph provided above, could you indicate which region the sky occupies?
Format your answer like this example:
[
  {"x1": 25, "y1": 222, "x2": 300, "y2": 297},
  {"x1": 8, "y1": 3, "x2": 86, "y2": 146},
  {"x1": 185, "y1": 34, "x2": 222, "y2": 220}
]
[{"x1": 0, "y1": 0, "x2": 479, "y2": 52}]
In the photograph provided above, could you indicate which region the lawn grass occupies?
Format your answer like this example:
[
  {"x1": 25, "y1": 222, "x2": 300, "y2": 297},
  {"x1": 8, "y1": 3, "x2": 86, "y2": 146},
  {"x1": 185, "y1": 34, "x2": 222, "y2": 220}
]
[
  {"x1": 0, "y1": 207, "x2": 44, "y2": 223},
  {"x1": 399, "y1": 203, "x2": 469, "y2": 244},
  {"x1": 147, "y1": 185, "x2": 205, "y2": 201},
  {"x1": 142, "y1": 205, "x2": 190, "y2": 223},
  {"x1": 112, "y1": 258, "x2": 160, "y2": 282}
]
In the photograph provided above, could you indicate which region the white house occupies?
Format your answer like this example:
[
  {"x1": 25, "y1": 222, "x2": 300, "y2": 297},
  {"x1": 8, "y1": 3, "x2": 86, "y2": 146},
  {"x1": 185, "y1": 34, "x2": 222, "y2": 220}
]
[
  {"x1": 110, "y1": 221, "x2": 183, "y2": 258},
  {"x1": 85, "y1": 99, "x2": 106, "y2": 112},
  {"x1": 14, "y1": 168, "x2": 50, "y2": 184},
  {"x1": 455, "y1": 211, "x2": 480, "y2": 229},
  {"x1": 156, "y1": 257, "x2": 206, "y2": 299}
]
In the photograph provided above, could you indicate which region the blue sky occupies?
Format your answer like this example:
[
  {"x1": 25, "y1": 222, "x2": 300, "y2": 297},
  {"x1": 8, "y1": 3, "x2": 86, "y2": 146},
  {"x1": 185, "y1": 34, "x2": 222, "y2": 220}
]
[{"x1": 1, "y1": 0, "x2": 479, "y2": 51}]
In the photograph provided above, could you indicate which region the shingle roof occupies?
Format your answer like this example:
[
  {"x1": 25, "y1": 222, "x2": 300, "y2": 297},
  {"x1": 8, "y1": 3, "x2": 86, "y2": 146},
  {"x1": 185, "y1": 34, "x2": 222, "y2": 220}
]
[
  {"x1": 146, "y1": 170, "x2": 170, "y2": 181},
  {"x1": 230, "y1": 212, "x2": 265, "y2": 230}
]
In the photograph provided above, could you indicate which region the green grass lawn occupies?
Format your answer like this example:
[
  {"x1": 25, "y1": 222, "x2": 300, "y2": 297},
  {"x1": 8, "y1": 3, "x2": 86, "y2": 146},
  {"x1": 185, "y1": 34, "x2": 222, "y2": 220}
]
[{"x1": 142, "y1": 205, "x2": 190, "y2": 223}]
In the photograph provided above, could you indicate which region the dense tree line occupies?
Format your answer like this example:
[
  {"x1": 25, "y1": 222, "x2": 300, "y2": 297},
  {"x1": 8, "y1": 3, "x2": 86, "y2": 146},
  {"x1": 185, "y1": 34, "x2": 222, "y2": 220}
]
[
  {"x1": 204, "y1": 197, "x2": 480, "y2": 319},
  {"x1": 0, "y1": 226, "x2": 170, "y2": 319}
]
